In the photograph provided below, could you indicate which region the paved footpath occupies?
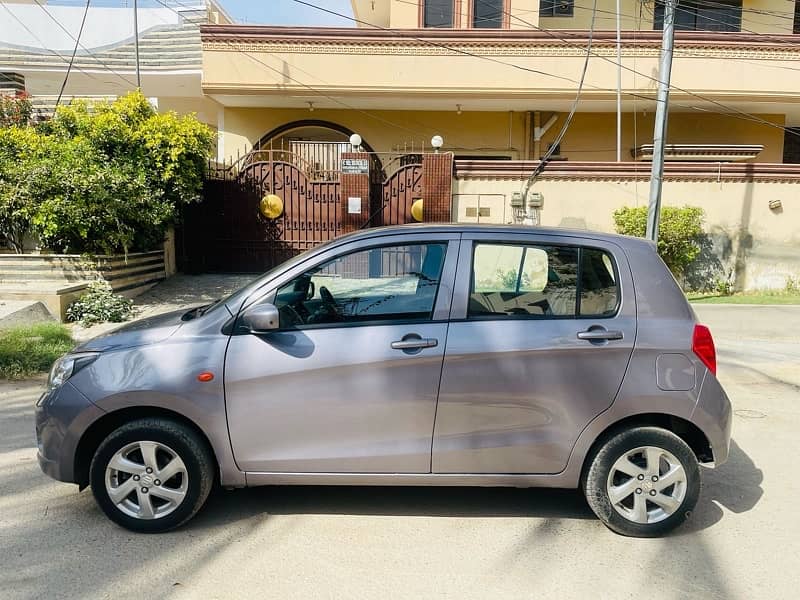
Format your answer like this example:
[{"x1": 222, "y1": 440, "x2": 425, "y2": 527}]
[{"x1": 1, "y1": 286, "x2": 798, "y2": 599}]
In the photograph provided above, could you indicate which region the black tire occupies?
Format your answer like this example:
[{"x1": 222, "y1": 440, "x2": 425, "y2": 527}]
[
  {"x1": 90, "y1": 418, "x2": 215, "y2": 533},
  {"x1": 582, "y1": 426, "x2": 700, "y2": 537}
]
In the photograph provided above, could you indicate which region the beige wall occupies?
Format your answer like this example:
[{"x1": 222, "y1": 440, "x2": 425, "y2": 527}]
[
  {"x1": 537, "y1": 0, "x2": 793, "y2": 33},
  {"x1": 536, "y1": 112, "x2": 786, "y2": 163},
  {"x1": 357, "y1": 0, "x2": 794, "y2": 32},
  {"x1": 454, "y1": 176, "x2": 800, "y2": 290},
  {"x1": 220, "y1": 107, "x2": 529, "y2": 159},
  {"x1": 218, "y1": 107, "x2": 784, "y2": 164}
]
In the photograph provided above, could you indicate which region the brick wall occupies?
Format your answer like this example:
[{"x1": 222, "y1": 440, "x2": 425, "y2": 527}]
[
  {"x1": 340, "y1": 152, "x2": 371, "y2": 233},
  {"x1": 422, "y1": 153, "x2": 453, "y2": 222}
]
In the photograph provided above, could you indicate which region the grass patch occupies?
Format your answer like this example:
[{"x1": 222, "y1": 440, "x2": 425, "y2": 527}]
[
  {"x1": 688, "y1": 292, "x2": 800, "y2": 305},
  {"x1": 0, "y1": 322, "x2": 74, "y2": 379}
]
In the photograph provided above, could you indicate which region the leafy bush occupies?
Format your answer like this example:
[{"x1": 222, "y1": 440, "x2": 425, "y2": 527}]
[
  {"x1": 0, "y1": 91, "x2": 214, "y2": 254},
  {"x1": 66, "y1": 279, "x2": 134, "y2": 326},
  {"x1": 613, "y1": 205, "x2": 705, "y2": 276},
  {"x1": 0, "y1": 323, "x2": 74, "y2": 379}
]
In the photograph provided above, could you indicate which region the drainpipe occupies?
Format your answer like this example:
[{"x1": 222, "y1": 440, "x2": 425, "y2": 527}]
[{"x1": 524, "y1": 111, "x2": 532, "y2": 160}]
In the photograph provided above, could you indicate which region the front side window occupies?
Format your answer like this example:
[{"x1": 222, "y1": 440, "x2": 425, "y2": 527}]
[
  {"x1": 274, "y1": 243, "x2": 447, "y2": 328},
  {"x1": 473, "y1": 0, "x2": 503, "y2": 28},
  {"x1": 469, "y1": 243, "x2": 618, "y2": 318},
  {"x1": 424, "y1": 0, "x2": 454, "y2": 27},
  {"x1": 540, "y1": 0, "x2": 575, "y2": 17},
  {"x1": 654, "y1": 0, "x2": 742, "y2": 32}
]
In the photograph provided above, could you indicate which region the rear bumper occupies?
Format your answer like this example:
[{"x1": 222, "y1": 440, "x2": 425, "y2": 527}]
[
  {"x1": 35, "y1": 382, "x2": 105, "y2": 484},
  {"x1": 692, "y1": 371, "x2": 732, "y2": 466}
]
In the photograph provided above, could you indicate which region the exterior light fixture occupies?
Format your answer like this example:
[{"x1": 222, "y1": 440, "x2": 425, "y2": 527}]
[
  {"x1": 431, "y1": 135, "x2": 444, "y2": 153},
  {"x1": 307, "y1": 101, "x2": 314, "y2": 112},
  {"x1": 349, "y1": 133, "x2": 362, "y2": 150},
  {"x1": 456, "y1": 104, "x2": 462, "y2": 115}
]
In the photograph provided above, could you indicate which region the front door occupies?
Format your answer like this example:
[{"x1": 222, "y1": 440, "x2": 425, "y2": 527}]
[
  {"x1": 433, "y1": 234, "x2": 636, "y2": 474},
  {"x1": 225, "y1": 237, "x2": 457, "y2": 473}
]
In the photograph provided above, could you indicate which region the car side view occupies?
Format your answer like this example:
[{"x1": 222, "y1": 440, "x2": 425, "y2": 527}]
[{"x1": 36, "y1": 224, "x2": 731, "y2": 537}]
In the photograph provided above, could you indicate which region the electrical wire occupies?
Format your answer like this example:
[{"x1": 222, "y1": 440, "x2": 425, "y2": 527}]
[
  {"x1": 522, "y1": 0, "x2": 598, "y2": 198},
  {"x1": 55, "y1": 0, "x2": 91, "y2": 109},
  {"x1": 465, "y1": 0, "x2": 800, "y2": 139},
  {"x1": 0, "y1": 1, "x2": 105, "y2": 85},
  {"x1": 30, "y1": 0, "x2": 138, "y2": 87}
]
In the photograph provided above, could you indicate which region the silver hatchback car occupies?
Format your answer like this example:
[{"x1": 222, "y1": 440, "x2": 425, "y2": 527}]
[{"x1": 37, "y1": 225, "x2": 731, "y2": 536}]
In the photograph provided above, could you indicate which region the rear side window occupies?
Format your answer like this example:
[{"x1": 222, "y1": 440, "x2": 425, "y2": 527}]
[{"x1": 469, "y1": 243, "x2": 618, "y2": 319}]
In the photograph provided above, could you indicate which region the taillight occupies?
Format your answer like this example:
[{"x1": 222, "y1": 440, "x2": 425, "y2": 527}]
[{"x1": 692, "y1": 324, "x2": 716, "y2": 375}]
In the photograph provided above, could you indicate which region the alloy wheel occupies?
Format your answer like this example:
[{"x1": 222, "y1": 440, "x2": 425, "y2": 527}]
[
  {"x1": 605, "y1": 445, "x2": 687, "y2": 524},
  {"x1": 104, "y1": 440, "x2": 188, "y2": 520}
]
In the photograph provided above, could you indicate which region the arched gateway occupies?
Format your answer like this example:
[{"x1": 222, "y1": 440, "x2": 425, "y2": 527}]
[{"x1": 179, "y1": 121, "x2": 451, "y2": 273}]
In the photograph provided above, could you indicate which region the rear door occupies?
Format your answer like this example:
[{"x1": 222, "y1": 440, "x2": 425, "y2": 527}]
[{"x1": 433, "y1": 233, "x2": 636, "y2": 474}]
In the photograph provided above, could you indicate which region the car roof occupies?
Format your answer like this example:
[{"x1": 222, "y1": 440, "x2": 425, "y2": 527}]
[{"x1": 341, "y1": 223, "x2": 655, "y2": 249}]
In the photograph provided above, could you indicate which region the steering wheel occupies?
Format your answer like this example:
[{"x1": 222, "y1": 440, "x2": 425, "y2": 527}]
[
  {"x1": 315, "y1": 285, "x2": 340, "y2": 321},
  {"x1": 320, "y1": 285, "x2": 337, "y2": 309}
]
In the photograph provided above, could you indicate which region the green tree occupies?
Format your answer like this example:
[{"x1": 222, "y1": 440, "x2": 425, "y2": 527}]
[
  {"x1": 0, "y1": 91, "x2": 214, "y2": 254},
  {"x1": 613, "y1": 205, "x2": 705, "y2": 276}
]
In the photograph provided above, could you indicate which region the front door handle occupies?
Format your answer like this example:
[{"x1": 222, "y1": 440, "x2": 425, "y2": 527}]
[
  {"x1": 577, "y1": 329, "x2": 624, "y2": 341},
  {"x1": 391, "y1": 337, "x2": 438, "y2": 350}
]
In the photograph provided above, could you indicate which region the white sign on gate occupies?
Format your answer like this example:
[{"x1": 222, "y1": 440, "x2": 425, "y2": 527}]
[{"x1": 348, "y1": 197, "x2": 362, "y2": 214}]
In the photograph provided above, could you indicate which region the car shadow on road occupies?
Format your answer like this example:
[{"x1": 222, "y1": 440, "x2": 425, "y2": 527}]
[
  {"x1": 679, "y1": 439, "x2": 763, "y2": 534},
  {"x1": 197, "y1": 485, "x2": 595, "y2": 524},
  {"x1": 192, "y1": 437, "x2": 762, "y2": 532}
]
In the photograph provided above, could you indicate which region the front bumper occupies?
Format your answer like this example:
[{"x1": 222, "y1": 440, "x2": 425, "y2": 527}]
[{"x1": 35, "y1": 381, "x2": 105, "y2": 483}]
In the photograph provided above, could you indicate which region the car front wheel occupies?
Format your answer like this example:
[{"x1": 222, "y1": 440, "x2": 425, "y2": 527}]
[
  {"x1": 90, "y1": 418, "x2": 215, "y2": 533},
  {"x1": 582, "y1": 426, "x2": 700, "y2": 537}
]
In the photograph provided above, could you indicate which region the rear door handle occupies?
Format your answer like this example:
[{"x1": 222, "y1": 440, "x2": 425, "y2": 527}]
[
  {"x1": 577, "y1": 329, "x2": 624, "y2": 341},
  {"x1": 391, "y1": 338, "x2": 438, "y2": 350}
]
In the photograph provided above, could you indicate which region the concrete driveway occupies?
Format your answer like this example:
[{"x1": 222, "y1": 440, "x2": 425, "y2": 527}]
[{"x1": 0, "y1": 302, "x2": 797, "y2": 600}]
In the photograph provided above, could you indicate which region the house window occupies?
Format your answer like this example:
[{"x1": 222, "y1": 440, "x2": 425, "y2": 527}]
[
  {"x1": 654, "y1": 0, "x2": 742, "y2": 32},
  {"x1": 473, "y1": 0, "x2": 503, "y2": 28},
  {"x1": 794, "y1": 0, "x2": 800, "y2": 34},
  {"x1": 423, "y1": 0, "x2": 454, "y2": 27},
  {"x1": 539, "y1": 0, "x2": 575, "y2": 17},
  {"x1": 783, "y1": 128, "x2": 800, "y2": 164}
]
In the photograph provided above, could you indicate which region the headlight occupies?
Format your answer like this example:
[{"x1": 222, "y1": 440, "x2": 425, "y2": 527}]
[{"x1": 47, "y1": 352, "x2": 100, "y2": 390}]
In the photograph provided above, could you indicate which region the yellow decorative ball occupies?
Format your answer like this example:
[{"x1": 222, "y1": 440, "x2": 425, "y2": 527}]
[
  {"x1": 411, "y1": 198, "x2": 423, "y2": 222},
  {"x1": 259, "y1": 194, "x2": 284, "y2": 219}
]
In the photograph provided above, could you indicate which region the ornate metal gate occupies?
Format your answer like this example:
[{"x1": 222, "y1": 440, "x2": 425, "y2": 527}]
[
  {"x1": 179, "y1": 149, "x2": 427, "y2": 273},
  {"x1": 380, "y1": 156, "x2": 423, "y2": 226}
]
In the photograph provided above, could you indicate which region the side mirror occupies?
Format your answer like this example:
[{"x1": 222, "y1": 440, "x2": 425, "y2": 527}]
[{"x1": 240, "y1": 303, "x2": 280, "y2": 334}]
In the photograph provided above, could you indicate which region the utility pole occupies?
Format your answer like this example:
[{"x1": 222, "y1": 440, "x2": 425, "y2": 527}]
[
  {"x1": 646, "y1": 0, "x2": 676, "y2": 241},
  {"x1": 133, "y1": 0, "x2": 141, "y2": 89},
  {"x1": 615, "y1": 0, "x2": 622, "y2": 162}
]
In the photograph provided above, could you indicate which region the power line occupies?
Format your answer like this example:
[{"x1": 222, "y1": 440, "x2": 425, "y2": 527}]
[
  {"x1": 30, "y1": 0, "x2": 138, "y2": 87},
  {"x1": 0, "y1": 2, "x2": 105, "y2": 85},
  {"x1": 466, "y1": 0, "x2": 800, "y2": 139},
  {"x1": 522, "y1": 0, "x2": 599, "y2": 197},
  {"x1": 56, "y1": 0, "x2": 91, "y2": 108}
]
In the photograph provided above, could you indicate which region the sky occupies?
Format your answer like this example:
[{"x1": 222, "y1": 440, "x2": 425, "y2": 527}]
[{"x1": 219, "y1": 0, "x2": 355, "y2": 26}]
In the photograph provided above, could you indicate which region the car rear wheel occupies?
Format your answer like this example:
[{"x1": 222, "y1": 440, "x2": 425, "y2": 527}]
[
  {"x1": 90, "y1": 418, "x2": 214, "y2": 533},
  {"x1": 582, "y1": 426, "x2": 700, "y2": 537}
]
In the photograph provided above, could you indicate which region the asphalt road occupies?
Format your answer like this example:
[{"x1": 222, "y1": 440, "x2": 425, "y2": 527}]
[{"x1": 0, "y1": 305, "x2": 797, "y2": 600}]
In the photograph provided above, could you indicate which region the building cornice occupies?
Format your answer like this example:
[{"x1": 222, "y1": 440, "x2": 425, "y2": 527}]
[
  {"x1": 201, "y1": 26, "x2": 800, "y2": 55},
  {"x1": 454, "y1": 161, "x2": 800, "y2": 183}
]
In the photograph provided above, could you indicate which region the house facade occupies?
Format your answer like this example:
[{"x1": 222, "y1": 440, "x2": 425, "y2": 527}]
[{"x1": 199, "y1": 0, "x2": 800, "y2": 290}]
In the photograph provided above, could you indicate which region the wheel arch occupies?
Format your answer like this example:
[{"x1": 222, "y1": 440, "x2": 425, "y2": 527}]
[
  {"x1": 579, "y1": 413, "x2": 714, "y2": 483},
  {"x1": 73, "y1": 406, "x2": 218, "y2": 489}
]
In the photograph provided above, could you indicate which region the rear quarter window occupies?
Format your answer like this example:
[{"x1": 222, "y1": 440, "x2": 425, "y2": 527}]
[{"x1": 469, "y1": 242, "x2": 620, "y2": 319}]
